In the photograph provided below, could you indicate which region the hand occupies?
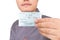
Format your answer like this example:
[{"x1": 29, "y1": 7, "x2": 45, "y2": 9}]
[{"x1": 35, "y1": 18, "x2": 60, "y2": 40}]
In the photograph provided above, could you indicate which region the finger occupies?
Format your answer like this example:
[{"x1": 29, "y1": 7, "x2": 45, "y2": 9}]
[
  {"x1": 35, "y1": 18, "x2": 53, "y2": 24},
  {"x1": 35, "y1": 18, "x2": 60, "y2": 24},
  {"x1": 39, "y1": 28, "x2": 57, "y2": 36},
  {"x1": 38, "y1": 28, "x2": 60, "y2": 39},
  {"x1": 40, "y1": 31, "x2": 58, "y2": 40},
  {"x1": 36, "y1": 22, "x2": 57, "y2": 29}
]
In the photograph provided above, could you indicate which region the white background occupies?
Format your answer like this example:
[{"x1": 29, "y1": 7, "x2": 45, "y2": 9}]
[{"x1": 0, "y1": 0, "x2": 60, "y2": 40}]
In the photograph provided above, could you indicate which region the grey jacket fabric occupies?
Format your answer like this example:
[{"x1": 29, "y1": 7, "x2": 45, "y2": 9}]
[{"x1": 10, "y1": 15, "x2": 51, "y2": 40}]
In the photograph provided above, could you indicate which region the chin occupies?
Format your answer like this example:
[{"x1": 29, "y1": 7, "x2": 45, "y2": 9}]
[
  {"x1": 19, "y1": 7, "x2": 35, "y2": 12},
  {"x1": 21, "y1": 9, "x2": 34, "y2": 12},
  {"x1": 22, "y1": 10, "x2": 33, "y2": 12}
]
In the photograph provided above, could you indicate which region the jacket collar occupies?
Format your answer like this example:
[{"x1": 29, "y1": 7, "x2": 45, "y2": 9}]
[{"x1": 35, "y1": 8, "x2": 40, "y2": 12}]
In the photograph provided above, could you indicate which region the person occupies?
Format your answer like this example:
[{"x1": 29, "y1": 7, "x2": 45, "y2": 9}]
[{"x1": 10, "y1": 0, "x2": 60, "y2": 40}]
